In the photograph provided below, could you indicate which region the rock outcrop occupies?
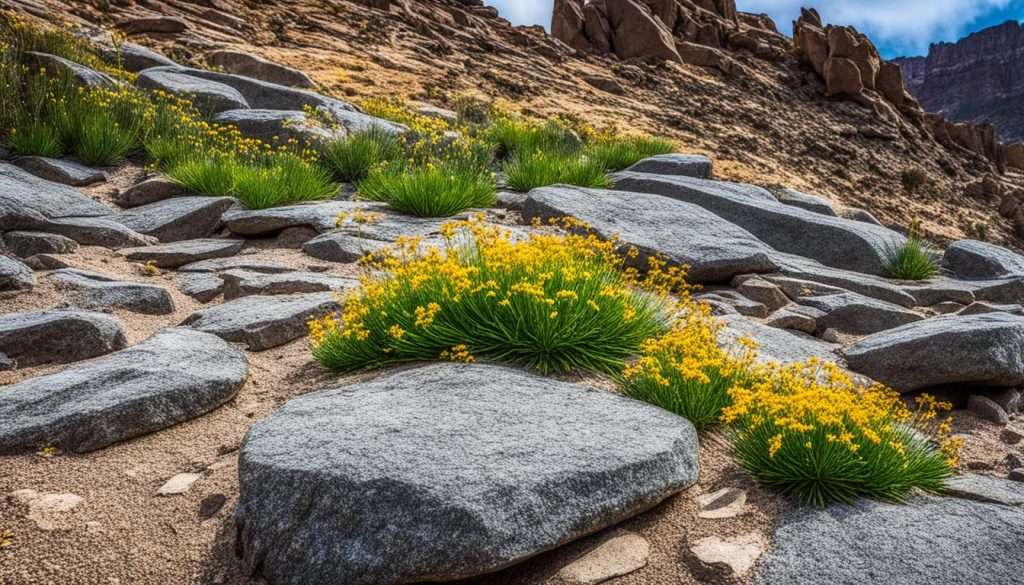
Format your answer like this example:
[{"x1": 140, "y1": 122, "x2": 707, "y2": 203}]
[
  {"x1": 895, "y1": 21, "x2": 1024, "y2": 145},
  {"x1": 236, "y1": 363, "x2": 699, "y2": 585}
]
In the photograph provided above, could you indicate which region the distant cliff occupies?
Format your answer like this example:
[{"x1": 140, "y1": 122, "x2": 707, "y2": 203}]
[{"x1": 895, "y1": 20, "x2": 1024, "y2": 143}]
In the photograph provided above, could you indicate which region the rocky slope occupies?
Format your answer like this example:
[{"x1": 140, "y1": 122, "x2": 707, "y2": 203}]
[
  {"x1": 1, "y1": 12, "x2": 1024, "y2": 585},
  {"x1": 4, "y1": 0, "x2": 1024, "y2": 248},
  {"x1": 895, "y1": 20, "x2": 1024, "y2": 145}
]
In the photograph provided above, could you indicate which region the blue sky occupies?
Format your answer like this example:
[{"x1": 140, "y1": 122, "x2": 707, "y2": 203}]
[{"x1": 484, "y1": 0, "x2": 1024, "y2": 58}]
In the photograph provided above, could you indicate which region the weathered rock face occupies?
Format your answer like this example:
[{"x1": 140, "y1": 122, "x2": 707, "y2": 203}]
[
  {"x1": 551, "y1": 0, "x2": 784, "y2": 70},
  {"x1": 180, "y1": 292, "x2": 338, "y2": 350},
  {"x1": 236, "y1": 363, "x2": 699, "y2": 585},
  {"x1": 842, "y1": 313, "x2": 1024, "y2": 392},
  {"x1": 207, "y1": 50, "x2": 315, "y2": 88},
  {"x1": 895, "y1": 21, "x2": 1024, "y2": 144},
  {"x1": 0, "y1": 328, "x2": 247, "y2": 454},
  {"x1": 0, "y1": 310, "x2": 126, "y2": 370},
  {"x1": 521, "y1": 185, "x2": 778, "y2": 283},
  {"x1": 755, "y1": 495, "x2": 1024, "y2": 585}
]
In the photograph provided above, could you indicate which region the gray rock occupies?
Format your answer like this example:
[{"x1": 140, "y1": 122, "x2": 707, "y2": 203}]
[
  {"x1": 223, "y1": 271, "x2": 357, "y2": 299},
  {"x1": 719, "y1": 315, "x2": 841, "y2": 365},
  {"x1": 795, "y1": 292, "x2": 923, "y2": 335},
  {"x1": 22, "y1": 254, "x2": 71, "y2": 271},
  {"x1": 113, "y1": 196, "x2": 236, "y2": 242},
  {"x1": 901, "y1": 278, "x2": 977, "y2": 306},
  {"x1": 301, "y1": 212, "x2": 454, "y2": 263},
  {"x1": 13, "y1": 156, "x2": 107, "y2": 186},
  {"x1": 222, "y1": 201, "x2": 383, "y2": 236},
  {"x1": 990, "y1": 388, "x2": 1022, "y2": 414},
  {"x1": 100, "y1": 42, "x2": 176, "y2": 72},
  {"x1": 3, "y1": 231, "x2": 78, "y2": 257},
  {"x1": 35, "y1": 215, "x2": 155, "y2": 249},
  {"x1": 0, "y1": 310, "x2": 126, "y2": 370},
  {"x1": 50, "y1": 269, "x2": 175, "y2": 315},
  {"x1": 25, "y1": 52, "x2": 117, "y2": 88},
  {"x1": 136, "y1": 69, "x2": 249, "y2": 114},
  {"x1": 1010, "y1": 469, "x2": 1024, "y2": 482},
  {"x1": 113, "y1": 177, "x2": 186, "y2": 208},
  {"x1": 177, "y1": 272, "x2": 223, "y2": 303},
  {"x1": 521, "y1": 186, "x2": 778, "y2": 283},
  {"x1": 181, "y1": 292, "x2": 338, "y2": 350},
  {"x1": 944, "y1": 474, "x2": 1024, "y2": 507},
  {"x1": 212, "y1": 109, "x2": 345, "y2": 146},
  {"x1": 840, "y1": 207, "x2": 883, "y2": 225},
  {"x1": 959, "y1": 301, "x2": 1024, "y2": 316},
  {"x1": 612, "y1": 172, "x2": 905, "y2": 276},
  {"x1": 774, "y1": 188, "x2": 837, "y2": 216},
  {"x1": 122, "y1": 239, "x2": 244, "y2": 268},
  {"x1": 1, "y1": 255, "x2": 34, "y2": 291},
  {"x1": 695, "y1": 289, "x2": 769, "y2": 318},
  {"x1": 755, "y1": 495, "x2": 1024, "y2": 585},
  {"x1": 929, "y1": 301, "x2": 966, "y2": 314},
  {"x1": 0, "y1": 328, "x2": 247, "y2": 454},
  {"x1": 772, "y1": 254, "x2": 917, "y2": 308},
  {"x1": 207, "y1": 51, "x2": 315, "y2": 88},
  {"x1": 235, "y1": 363, "x2": 699, "y2": 585},
  {"x1": 944, "y1": 240, "x2": 1024, "y2": 280},
  {"x1": 178, "y1": 257, "x2": 291, "y2": 273},
  {"x1": 734, "y1": 276, "x2": 789, "y2": 312},
  {"x1": 842, "y1": 313, "x2": 1024, "y2": 392},
  {"x1": 967, "y1": 395, "x2": 1010, "y2": 425},
  {"x1": 623, "y1": 154, "x2": 713, "y2": 179},
  {"x1": 138, "y1": 66, "x2": 366, "y2": 123},
  {"x1": 0, "y1": 162, "x2": 111, "y2": 227},
  {"x1": 972, "y1": 277, "x2": 1024, "y2": 304},
  {"x1": 764, "y1": 305, "x2": 823, "y2": 334},
  {"x1": 414, "y1": 104, "x2": 459, "y2": 124}
]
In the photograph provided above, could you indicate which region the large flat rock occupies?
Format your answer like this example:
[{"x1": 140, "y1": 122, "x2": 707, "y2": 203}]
[
  {"x1": 136, "y1": 69, "x2": 249, "y2": 114},
  {"x1": 793, "y1": 292, "x2": 923, "y2": 335},
  {"x1": 222, "y1": 201, "x2": 388, "y2": 236},
  {"x1": 719, "y1": 315, "x2": 842, "y2": 365},
  {"x1": 521, "y1": 186, "x2": 778, "y2": 283},
  {"x1": 0, "y1": 310, "x2": 126, "y2": 370},
  {"x1": 180, "y1": 292, "x2": 338, "y2": 350},
  {"x1": 772, "y1": 253, "x2": 917, "y2": 308},
  {"x1": 755, "y1": 495, "x2": 1024, "y2": 585},
  {"x1": 0, "y1": 328, "x2": 247, "y2": 454},
  {"x1": 842, "y1": 313, "x2": 1024, "y2": 392},
  {"x1": 36, "y1": 216, "x2": 155, "y2": 249},
  {"x1": 235, "y1": 363, "x2": 699, "y2": 585},
  {"x1": 13, "y1": 156, "x2": 107, "y2": 186},
  {"x1": 223, "y1": 271, "x2": 358, "y2": 299},
  {"x1": 0, "y1": 162, "x2": 111, "y2": 227},
  {"x1": 113, "y1": 196, "x2": 236, "y2": 242},
  {"x1": 943, "y1": 239, "x2": 1024, "y2": 280},
  {"x1": 122, "y1": 239, "x2": 244, "y2": 268},
  {"x1": 50, "y1": 269, "x2": 175, "y2": 315},
  {"x1": 623, "y1": 153, "x2": 713, "y2": 179},
  {"x1": 611, "y1": 172, "x2": 905, "y2": 276}
]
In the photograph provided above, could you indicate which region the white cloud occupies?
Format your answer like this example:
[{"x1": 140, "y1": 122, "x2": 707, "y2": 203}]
[{"x1": 737, "y1": 0, "x2": 1015, "y2": 55}]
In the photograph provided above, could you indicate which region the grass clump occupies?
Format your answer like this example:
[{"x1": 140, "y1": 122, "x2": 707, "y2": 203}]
[
  {"x1": 8, "y1": 120, "x2": 62, "y2": 157},
  {"x1": 883, "y1": 229, "x2": 940, "y2": 281},
  {"x1": 620, "y1": 305, "x2": 757, "y2": 430},
  {"x1": 723, "y1": 360, "x2": 960, "y2": 506},
  {"x1": 308, "y1": 216, "x2": 679, "y2": 375},
  {"x1": 503, "y1": 150, "x2": 611, "y2": 192},
  {"x1": 486, "y1": 116, "x2": 579, "y2": 159},
  {"x1": 584, "y1": 134, "x2": 676, "y2": 171},
  {"x1": 322, "y1": 126, "x2": 404, "y2": 183},
  {"x1": 358, "y1": 159, "x2": 496, "y2": 217}
]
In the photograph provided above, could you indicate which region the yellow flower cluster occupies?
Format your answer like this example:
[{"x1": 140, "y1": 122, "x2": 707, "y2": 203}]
[
  {"x1": 308, "y1": 213, "x2": 676, "y2": 373},
  {"x1": 722, "y1": 358, "x2": 961, "y2": 468}
]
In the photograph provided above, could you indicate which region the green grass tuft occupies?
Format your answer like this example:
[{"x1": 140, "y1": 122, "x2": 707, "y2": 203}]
[
  {"x1": 8, "y1": 120, "x2": 62, "y2": 157},
  {"x1": 485, "y1": 117, "x2": 578, "y2": 159},
  {"x1": 584, "y1": 135, "x2": 676, "y2": 171},
  {"x1": 321, "y1": 126, "x2": 404, "y2": 183},
  {"x1": 503, "y1": 150, "x2": 612, "y2": 192},
  {"x1": 883, "y1": 235, "x2": 940, "y2": 280},
  {"x1": 359, "y1": 159, "x2": 496, "y2": 217}
]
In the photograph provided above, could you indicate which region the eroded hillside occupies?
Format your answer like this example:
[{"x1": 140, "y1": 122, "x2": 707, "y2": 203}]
[{"x1": 6, "y1": 0, "x2": 1024, "y2": 247}]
